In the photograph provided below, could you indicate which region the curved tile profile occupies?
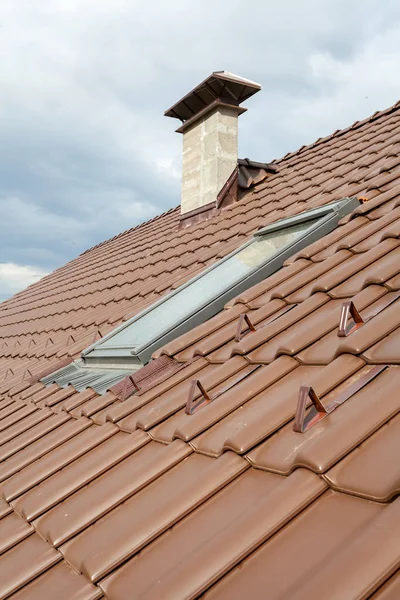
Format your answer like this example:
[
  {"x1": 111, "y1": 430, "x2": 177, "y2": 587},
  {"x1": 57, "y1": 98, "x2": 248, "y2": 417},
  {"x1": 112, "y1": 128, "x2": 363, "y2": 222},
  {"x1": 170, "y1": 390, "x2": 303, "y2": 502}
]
[
  {"x1": 246, "y1": 298, "x2": 344, "y2": 364},
  {"x1": 0, "y1": 422, "x2": 118, "y2": 502},
  {"x1": 151, "y1": 357, "x2": 297, "y2": 446},
  {"x1": 60, "y1": 452, "x2": 249, "y2": 582},
  {"x1": 7, "y1": 561, "x2": 103, "y2": 600},
  {"x1": 0, "y1": 417, "x2": 91, "y2": 485},
  {"x1": 119, "y1": 357, "x2": 250, "y2": 433},
  {"x1": 370, "y1": 570, "x2": 400, "y2": 600},
  {"x1": 246, "y1": 366, "x2": 400, "y2": 475},
  {"x1": 192, "y1": 355, "x2": 364, "y2": 457},
  {"x1": 324, "y1": 412, "x2": 400, "y2": 502},
  {"x1": 0, "y1": 497, "x2": 12, "y2": 519},
  {"x1": 329, "y1": 243, "x2": 400, "y2": 298},
  {"x1": 99, "y1": 469, "x2": 326, "y2": 599},
  {"x1": 0, "y1": 512, "x2": 33, "y2": 555},
  {"x1": 297, "y1": 285, "x2": 392, "y2": 364},
  {"x1": 2, "y1": 83, "x2": 400, "y2": 600},
  {"x1": 210, "y1": 293, "x2": 329, "y2": 362},
  {"x1": 0, "y1": 534, "x2": 61, "y2": 599},
  {"x1": 34, "y1": 440, "x2": 192, "y2": 547},
  {"x1": 181, "y1": 299, "x2": 288, "y2": 363},
  {"x1": 11, "y1": 429, "x2": 149, "y2": 522},
  {"x1": 363, "y1": 327, "x2": 400, "y2": 364},
  {"x1": 283, "y1": 497, "x2": 400, "y2": 600},
  {"x1": 202, "y1": 491, "x2": 391, "y2": 600}
]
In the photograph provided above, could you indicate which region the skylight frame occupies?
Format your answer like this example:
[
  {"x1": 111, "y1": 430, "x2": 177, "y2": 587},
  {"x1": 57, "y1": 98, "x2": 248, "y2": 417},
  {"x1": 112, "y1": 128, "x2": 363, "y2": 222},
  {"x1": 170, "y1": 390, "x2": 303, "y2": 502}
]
[{"x1": 83, "y1": 197, "x2": 359, "y2": 366}]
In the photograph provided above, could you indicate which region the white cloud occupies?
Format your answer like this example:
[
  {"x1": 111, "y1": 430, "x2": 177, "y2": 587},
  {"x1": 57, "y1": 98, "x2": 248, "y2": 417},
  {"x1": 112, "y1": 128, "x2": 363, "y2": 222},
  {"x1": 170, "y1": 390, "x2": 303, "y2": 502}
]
[
  {"x1": 259, "y1": 23, "x2": 400, "y2": 156},
  {"x1": 299, "y1": 26, "x2": 400, "y2": 132},
  {"x1": 0, "y1": 263, "x2": 48, "y2": 301}
]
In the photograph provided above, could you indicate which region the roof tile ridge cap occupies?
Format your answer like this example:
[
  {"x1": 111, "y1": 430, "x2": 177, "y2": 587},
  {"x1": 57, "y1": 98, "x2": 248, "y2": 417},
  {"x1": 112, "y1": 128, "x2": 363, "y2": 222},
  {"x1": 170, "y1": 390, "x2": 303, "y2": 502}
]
[
  {"x1": 274, "y1": 98, "x2": 400, "y2": 165},
  {"x1": 80, "y1": 205, "x2": 180, "y2": 256},
  {"x1": 80, "y1": 205, "x2": 179, "y2": 255}
]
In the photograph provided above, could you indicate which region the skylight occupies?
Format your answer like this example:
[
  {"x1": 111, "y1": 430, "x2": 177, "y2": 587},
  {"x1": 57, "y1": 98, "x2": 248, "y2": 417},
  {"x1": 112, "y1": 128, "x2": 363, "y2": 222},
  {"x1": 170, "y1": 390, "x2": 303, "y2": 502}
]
[{"x1": 82, "y1": 197, "x2": 359, "y2": 366}]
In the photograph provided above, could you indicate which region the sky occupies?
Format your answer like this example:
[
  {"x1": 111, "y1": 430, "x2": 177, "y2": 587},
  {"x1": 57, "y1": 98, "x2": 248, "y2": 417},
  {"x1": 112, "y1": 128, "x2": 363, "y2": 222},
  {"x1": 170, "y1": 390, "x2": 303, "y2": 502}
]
[{"x1": 1, "y1": 0, "x2": 400, "y2": 300}]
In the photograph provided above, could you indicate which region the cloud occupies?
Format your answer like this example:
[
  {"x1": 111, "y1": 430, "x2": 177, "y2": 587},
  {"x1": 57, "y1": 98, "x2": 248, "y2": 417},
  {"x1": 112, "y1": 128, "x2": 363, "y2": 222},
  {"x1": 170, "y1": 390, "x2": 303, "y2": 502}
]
[
  {"x1": 284, "y1": 25, "x2": 400, "y2": 143},
  {"x1": 1, "y1": 0, "x2": 400, "y2": 300},
  {"x1": 0, "y1": 263, "x2": 48, "y2": 301}
]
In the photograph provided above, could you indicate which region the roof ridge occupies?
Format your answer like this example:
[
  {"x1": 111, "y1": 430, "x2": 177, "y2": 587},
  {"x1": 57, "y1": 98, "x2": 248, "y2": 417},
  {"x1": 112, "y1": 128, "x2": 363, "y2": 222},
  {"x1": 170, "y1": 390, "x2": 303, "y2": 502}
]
[
  {"x1": 80, "y1": 205, "x2": 180, "y2": 256},
  {"x1": 79, "y1": 97, "x2": 400, "y2": 262},
  {"x1": 274, "y1": 98, "x2": 400, "y2": 165},
  {"x1": 10, "y1": 95, "x2": 400, "y2": 287}
]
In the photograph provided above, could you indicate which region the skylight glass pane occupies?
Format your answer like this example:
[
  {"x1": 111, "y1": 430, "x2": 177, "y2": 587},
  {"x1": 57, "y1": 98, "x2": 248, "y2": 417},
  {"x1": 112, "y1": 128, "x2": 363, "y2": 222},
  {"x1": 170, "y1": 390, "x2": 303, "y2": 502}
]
[{"x1": 99, "y1": 217, "x2": 319, "y2": 351}]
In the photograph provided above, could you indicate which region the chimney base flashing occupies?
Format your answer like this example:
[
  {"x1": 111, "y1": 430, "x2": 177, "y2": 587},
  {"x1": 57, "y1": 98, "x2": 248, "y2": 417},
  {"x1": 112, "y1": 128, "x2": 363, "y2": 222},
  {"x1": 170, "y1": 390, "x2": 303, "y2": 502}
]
[{"x1": 178, "y1": 201, "x2": 219, "y2": 230}]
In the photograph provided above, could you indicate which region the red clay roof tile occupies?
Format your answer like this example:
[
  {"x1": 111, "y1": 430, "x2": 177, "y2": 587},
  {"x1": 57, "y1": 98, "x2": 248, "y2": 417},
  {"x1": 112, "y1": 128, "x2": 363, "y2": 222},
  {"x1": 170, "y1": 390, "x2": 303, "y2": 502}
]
[
  {"x1": 7, "y1": 561, "x2": 103, "y2": 600},
  {"x1": 99, "y1": 468, "x2": 325, "y2": 599},
  {"x1": 2, "y1": 99, "x2": 400, "y2": 598},
  {"x1": 370, "y1": 570, "x2": 400, "y2": 599},
  {"x1": 324, "y1": 411, "x2": 400, "y2": 502},
  {"x1": 201, "y1": 490, "x2": 389, "y2": 600},
  {"x1": 11, "y1": 430, "x2": 149, "y2": 523},
  {"x1": 0, "y1": 533, "x2": 61, "y2": 599},
  {"x1": 246, "y1": 366, "x2": 400, "y2": 475},
  {"x1": 1, "y1": 422, "x2": 118, "y2": 503}
]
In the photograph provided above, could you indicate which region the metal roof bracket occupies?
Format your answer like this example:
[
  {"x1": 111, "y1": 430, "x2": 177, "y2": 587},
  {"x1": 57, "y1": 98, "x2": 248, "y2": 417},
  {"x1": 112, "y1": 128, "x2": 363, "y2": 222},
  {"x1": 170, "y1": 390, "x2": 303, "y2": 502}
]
[
  {"x1": 338, "y1": 292, "x2": 400, "y2": 338},
  {"x1": 293, "y1": 365, "x2": 387, "y2": 434},
  {"x1": 235, "y1": 313, "x2": 257, "y2": 342},
  {"x1": 185, "y1": 379, "x2": 213, "y2": 415},
  {"x1": 185, "y1": 364, "x2": 261, "y2": 415},
  {"x1": 293, "y1": 386, "x2": 327, "y2": 433},
  {"x1": 338, "y1": 300, "x2": 365, "y2": 337}
]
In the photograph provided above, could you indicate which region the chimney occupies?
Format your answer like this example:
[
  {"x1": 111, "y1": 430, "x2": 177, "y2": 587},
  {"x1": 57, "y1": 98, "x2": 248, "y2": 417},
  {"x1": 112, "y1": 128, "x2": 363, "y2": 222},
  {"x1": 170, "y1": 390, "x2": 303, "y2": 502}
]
[{"x1": 165, "y1": 71, "x2": 261, "y2": 216}]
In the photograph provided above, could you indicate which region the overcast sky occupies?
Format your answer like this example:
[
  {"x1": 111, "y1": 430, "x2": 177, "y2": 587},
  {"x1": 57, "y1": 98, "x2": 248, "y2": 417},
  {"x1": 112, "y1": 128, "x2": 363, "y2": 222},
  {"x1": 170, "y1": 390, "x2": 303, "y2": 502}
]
[{"x1": 1, "y1": 0, "x2": 400, "y2": 300}]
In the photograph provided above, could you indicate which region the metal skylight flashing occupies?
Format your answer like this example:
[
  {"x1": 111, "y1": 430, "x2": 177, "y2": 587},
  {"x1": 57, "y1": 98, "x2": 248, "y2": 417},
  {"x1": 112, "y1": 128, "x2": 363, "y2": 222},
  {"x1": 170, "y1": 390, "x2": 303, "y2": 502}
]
[
  {"x1": 40, "y1": 358, "x2": 139, "y2": 394},
  {"x1": 82, "y1": 197, "x2": 359, "y2": 367},
  {"x1": 253, "y1": 198, "x2": 353, "y2": 237}
]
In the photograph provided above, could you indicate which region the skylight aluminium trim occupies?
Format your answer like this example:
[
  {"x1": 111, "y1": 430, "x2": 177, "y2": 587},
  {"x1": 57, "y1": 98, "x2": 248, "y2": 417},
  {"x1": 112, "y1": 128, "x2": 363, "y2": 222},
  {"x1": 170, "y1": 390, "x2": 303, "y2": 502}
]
[
  {"x1": 82, "y1": 197, "x2": 359, "y2": 367},
  {"x1": 40, "y1": 359, "x2": 140, "y2": 394},
  {"x1": 253, "y1": 198, "x2": 353, "y2": 237}
]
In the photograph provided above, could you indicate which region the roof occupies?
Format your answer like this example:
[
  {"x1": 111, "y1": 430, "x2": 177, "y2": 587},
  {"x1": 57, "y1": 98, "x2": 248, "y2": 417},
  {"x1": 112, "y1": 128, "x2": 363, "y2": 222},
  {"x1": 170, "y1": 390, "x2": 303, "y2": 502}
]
[{"x1": 1, "y1": 100, "x2": 400, "y2": 598}]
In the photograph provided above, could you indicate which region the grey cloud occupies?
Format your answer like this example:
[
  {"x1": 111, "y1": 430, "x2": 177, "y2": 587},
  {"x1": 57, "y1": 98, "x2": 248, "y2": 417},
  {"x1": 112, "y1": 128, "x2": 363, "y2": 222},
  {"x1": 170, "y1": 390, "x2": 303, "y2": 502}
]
[{"x1": 1, "y1": 0, "x2": 400, "y2": 298}]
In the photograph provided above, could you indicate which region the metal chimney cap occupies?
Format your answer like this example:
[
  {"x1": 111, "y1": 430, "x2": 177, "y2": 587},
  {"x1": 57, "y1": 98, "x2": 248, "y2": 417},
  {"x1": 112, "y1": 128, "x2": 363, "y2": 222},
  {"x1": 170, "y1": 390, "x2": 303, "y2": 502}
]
[{"x1": 164, "y1": 71, "x2": 261, "y2": 123}]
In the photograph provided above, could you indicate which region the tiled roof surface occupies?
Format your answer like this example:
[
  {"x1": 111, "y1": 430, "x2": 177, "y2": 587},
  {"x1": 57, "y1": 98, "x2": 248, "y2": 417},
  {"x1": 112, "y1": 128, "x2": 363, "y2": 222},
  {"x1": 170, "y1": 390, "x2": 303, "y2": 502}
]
[
  {"x1": 1, "y1": 101, "x2": 400, "y2": 597},
  {"x1": 0, "y1": 98, "x2": 400, "y2": 391}
]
